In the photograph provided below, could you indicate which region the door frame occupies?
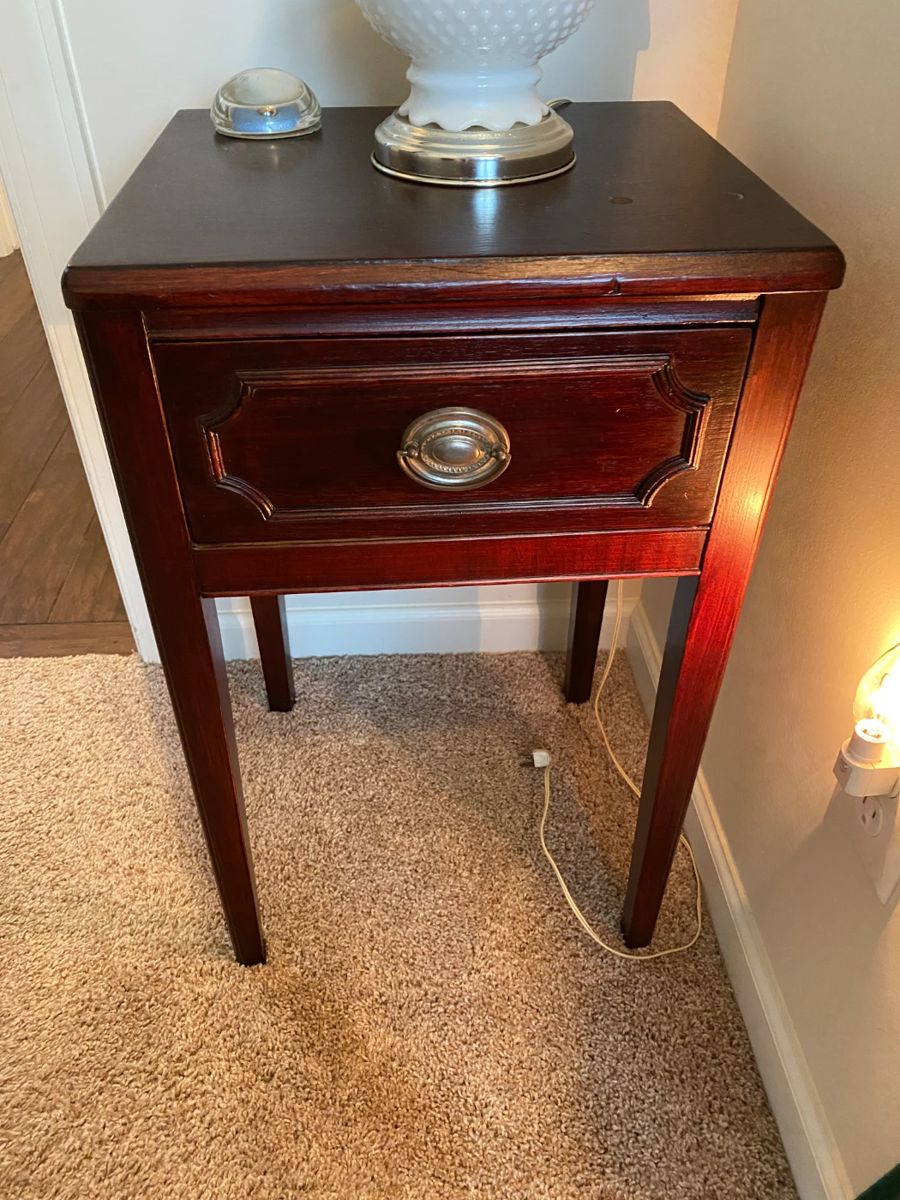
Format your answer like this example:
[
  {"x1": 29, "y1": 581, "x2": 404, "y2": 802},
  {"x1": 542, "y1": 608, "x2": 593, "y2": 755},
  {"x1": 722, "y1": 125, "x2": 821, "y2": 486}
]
[
  {"x1": 0, "y1": 177, "x2": 18, "y2": 254},
  {"x1": 0, "y1": 0, "x2": 156, "y2": 657}
]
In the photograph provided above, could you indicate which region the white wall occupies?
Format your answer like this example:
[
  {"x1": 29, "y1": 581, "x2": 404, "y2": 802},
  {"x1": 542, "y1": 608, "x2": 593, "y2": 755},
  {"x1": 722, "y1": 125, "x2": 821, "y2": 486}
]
[
  {"x1": 0, "y1": 0, "x2": 737, "y2": 659},
  {"x1": 639, "y1": 1, "x2": 900, "y2": 1194},
  {"x1": 63, "y1": 0, "x2": 737, "y2": 199}
]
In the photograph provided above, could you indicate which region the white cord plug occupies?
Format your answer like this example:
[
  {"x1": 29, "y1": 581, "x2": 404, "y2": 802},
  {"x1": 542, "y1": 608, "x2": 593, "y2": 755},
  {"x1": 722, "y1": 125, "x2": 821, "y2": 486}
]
[{"x1": 530, "y1": 749, "x2": 552, "y2": 769}]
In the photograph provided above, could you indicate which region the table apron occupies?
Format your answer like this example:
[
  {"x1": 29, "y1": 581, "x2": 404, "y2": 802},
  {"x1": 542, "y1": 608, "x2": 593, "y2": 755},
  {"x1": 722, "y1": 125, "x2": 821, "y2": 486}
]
[{"x1": 191, "y1": 528, "x2": 706, "y2": 597}]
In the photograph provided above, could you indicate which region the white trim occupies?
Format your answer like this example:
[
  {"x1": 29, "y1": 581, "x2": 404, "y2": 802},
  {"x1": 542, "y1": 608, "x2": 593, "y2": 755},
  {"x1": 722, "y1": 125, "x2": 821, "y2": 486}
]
[
  {"x1": 627, "y1": 601, "x2": 853, "y2": 1200},
  {"x1": 0, "y1": 1, "x2": 156, "y2": 657},
  {"x1": 45, "y1": 0, "x2": 108, "y2": 211},
  {"x1": 0, "y1": 177, "x2": 18, "y2": 254},
  {"x1": 215, "y1": 586, "x2": 637, "y2": 662}
]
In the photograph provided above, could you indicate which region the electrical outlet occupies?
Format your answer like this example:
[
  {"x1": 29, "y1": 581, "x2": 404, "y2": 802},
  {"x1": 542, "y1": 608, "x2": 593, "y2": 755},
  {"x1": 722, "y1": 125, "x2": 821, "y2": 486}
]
[
  {"x1": 857, "y1": 795, "x2": 884, "y2": 838},
  {"x1": 840, "y1": 790, "x2": 900, "y2": 905}
]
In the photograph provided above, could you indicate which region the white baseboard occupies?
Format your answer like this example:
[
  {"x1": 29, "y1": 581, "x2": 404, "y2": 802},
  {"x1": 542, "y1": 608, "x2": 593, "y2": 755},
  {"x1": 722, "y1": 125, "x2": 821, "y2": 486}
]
[
  {"x1": 627, "y1": 602, "x2": 853, "y2": 1200},
  {"x1": 216, "y1": 584, "x2": 638, "y2": 661}
]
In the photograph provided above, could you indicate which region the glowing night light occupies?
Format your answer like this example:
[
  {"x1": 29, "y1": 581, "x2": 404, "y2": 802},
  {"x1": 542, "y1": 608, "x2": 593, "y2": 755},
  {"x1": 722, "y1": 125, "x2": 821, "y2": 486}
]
[
  {"x1": 850, "y1": 642, "x2": 900, "y2": 757},
  {"x1": 836, "y1": 642, "x2": 900, "y2": 796}
]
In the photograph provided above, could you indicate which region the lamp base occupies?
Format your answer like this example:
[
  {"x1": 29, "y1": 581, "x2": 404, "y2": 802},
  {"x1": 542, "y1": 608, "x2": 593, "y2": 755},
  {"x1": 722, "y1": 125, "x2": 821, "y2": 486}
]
[{"x1": 371, "y1": 110, "x2": 576, "y2": 187}]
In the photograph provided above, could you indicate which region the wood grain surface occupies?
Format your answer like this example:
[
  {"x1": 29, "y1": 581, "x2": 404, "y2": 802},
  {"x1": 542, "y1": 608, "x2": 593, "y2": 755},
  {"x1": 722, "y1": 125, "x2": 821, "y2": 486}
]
[{"x1": 63, "y1": 105, "x2": 844, "y2": 310}]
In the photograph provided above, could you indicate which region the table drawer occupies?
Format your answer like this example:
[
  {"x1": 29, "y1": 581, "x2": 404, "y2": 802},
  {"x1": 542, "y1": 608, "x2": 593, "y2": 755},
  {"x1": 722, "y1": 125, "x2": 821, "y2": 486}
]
[{"x1": 152, "y1": 328, "x2": 752, "y2": 544}]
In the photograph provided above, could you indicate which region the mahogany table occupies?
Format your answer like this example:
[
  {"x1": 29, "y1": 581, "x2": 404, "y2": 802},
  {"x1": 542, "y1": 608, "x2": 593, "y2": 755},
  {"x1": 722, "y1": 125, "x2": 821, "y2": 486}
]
[{"x1": 64, "y1": 103, "x2": 843, "y2": 965}]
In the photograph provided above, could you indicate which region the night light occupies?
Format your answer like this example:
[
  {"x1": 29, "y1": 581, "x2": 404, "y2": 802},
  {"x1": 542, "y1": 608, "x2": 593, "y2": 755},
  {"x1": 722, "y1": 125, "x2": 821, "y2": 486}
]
[{"x1": 835, "y1": 643, "x2": 900, "y2": 798}]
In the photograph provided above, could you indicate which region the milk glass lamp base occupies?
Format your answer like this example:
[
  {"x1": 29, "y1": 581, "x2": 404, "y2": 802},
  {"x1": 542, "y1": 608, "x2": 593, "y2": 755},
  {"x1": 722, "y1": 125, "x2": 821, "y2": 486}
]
[{"x1": 371, "y1": 110, "x2": 576, "y2": 187}]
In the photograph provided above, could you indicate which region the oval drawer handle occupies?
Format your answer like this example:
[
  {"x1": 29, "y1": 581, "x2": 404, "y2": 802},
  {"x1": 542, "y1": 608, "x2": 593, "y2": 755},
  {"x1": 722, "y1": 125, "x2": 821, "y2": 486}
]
[{"x1": 397, "y1": 407, "x2": 511, "y2": 491}]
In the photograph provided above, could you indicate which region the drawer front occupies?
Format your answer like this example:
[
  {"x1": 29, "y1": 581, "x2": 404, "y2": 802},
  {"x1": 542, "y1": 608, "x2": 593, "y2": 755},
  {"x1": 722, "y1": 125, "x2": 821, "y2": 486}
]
[{"x1": 152, "y1": 328, "x2": 752, "y2": 544}]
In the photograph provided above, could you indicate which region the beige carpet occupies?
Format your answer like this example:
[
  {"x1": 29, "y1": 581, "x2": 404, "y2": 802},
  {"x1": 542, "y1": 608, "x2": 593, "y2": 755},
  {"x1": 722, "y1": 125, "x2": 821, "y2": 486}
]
[{"x1": 0, "y1": 651, "x2": 796, "y2": 1199}]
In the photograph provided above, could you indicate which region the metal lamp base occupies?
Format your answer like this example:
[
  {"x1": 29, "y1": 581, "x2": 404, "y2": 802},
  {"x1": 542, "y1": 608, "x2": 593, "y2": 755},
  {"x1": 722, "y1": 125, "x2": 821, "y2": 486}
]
[{"x1": 371, "y1": 110, "x2": 576, "y2": 187}]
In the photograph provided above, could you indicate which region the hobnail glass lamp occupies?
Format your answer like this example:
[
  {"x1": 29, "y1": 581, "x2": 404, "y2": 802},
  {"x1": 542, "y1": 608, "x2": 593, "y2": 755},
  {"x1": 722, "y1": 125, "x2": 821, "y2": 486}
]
[{"x1": 354, "y1": 0, "x2": 596, "y2": 185}]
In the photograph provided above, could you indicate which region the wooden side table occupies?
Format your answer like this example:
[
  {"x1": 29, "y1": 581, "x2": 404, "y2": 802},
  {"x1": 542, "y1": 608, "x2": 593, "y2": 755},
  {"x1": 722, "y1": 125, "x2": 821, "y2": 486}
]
[{"x1": 64, "y1": 103, "x2": 843, "y2": 965}]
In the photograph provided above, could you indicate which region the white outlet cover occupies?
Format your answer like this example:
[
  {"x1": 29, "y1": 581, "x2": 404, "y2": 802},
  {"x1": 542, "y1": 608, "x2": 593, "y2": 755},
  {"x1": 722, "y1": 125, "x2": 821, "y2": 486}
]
[{"x1": 839, "y1": 791, "x2": 900, "y2": 905}]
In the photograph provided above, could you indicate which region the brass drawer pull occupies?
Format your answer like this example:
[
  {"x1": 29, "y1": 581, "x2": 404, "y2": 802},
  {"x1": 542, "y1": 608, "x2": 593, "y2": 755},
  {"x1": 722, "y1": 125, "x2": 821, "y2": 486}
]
[{"x1": 397, "y1": 407, "x2": 511, "y2": 491}]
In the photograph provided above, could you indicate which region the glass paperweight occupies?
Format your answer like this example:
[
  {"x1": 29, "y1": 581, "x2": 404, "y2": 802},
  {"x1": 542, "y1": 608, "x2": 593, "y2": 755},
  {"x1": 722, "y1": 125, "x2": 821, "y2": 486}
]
[{"x1": 211, "y1": 68, "x2": 321, "y2": 140}]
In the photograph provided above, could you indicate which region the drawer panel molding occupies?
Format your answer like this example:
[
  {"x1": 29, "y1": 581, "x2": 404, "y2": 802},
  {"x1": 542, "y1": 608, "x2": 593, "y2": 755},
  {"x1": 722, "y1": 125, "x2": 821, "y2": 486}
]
[
  {"x1": 153, "y1": 328, "x2": 751, "y2": 545},
  {"x1": 200, "y1": 355, "x2": 710, "y2": 520}
]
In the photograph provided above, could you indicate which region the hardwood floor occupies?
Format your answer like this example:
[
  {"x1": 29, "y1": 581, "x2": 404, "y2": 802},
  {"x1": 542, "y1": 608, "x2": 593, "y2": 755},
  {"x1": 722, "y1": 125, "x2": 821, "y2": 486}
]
[{"x1": 0, "y1": 251, "x2": 132, "y2": 656}]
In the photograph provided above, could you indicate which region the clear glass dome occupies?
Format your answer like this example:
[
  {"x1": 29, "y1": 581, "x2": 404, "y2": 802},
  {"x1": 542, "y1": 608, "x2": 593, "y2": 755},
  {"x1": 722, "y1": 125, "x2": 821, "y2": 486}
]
[{"x1": 211, "y1": 68, "x2": 321, "y2": 140}]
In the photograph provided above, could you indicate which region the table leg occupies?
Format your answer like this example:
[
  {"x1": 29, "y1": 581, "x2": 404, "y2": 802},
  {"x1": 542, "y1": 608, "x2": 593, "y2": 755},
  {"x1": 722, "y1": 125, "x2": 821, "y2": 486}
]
[
  {"x1": 620, "y1": 291, "x2": 829, "y2": 947},
  {"x1": 621, "y1": 575, "x2": 705, "y2": 947},
  {"x1": 74, "y1": 310, "x2": 265, "y2": 965},
  {"x1": 564, "y1": 580, "x2": 609, "y2": 703},
  {"x1": 250, "y1": 595, "x2": 296, "y2": 712},
  {"x1": 158, "y1": 594, "x2": 266, "y2": 964}
]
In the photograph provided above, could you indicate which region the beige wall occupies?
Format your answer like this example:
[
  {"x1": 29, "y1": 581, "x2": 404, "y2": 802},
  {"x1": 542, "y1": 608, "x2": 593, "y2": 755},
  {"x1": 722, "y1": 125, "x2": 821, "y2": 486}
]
[
  {"x1": 642, "y1": 0, "x2": 900, "y2": 1191},
  {"x1": 633, "y1": 0, "x2": 737, "y2": 134}
]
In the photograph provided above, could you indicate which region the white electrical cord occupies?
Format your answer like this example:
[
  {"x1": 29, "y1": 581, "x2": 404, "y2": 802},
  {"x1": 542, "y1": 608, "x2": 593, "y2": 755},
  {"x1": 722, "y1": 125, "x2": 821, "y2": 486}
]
[{"x1": 536, "y1": 580, "x2": 703, "y2": 960}]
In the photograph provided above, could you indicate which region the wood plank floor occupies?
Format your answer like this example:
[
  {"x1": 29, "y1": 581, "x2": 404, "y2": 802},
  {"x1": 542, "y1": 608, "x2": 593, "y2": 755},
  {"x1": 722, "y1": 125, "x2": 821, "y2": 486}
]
[{"x1": 0, "y1": 251, "x2": 132, "y2": 656}]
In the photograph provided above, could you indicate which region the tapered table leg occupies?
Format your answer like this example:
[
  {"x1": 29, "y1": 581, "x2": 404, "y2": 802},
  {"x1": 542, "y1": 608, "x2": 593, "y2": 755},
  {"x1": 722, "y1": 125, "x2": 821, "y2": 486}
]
[
  {"x1": 160, "y1": 594, "x2": 265, "y2": 964},
  {"x1": 621, "y1": 291, "x2": 828, "y2": 947},
  {"x1": 75, "y1": 310, "x2": 265, "y2": 965},
  {"x1": 622, "y1": 575, "x2": 704, "y2": 946},
  {"x1": 564, "y1": 580, "x2": 609, "y2": 703},
  {"x1": 251, "y1": 595, "x2": 295, "y2": 712}
]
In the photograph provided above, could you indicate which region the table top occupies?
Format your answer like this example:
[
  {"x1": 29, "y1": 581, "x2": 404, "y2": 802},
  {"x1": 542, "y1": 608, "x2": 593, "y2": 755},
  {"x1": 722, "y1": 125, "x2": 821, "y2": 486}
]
[{"x1": 65, "y1": 103, "x2": 844, "y2": 307}]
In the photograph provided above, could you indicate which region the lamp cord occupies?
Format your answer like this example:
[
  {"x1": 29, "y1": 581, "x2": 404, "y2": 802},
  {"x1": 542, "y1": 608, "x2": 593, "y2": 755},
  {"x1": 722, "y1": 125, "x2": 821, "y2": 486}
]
[{"x1": 538, "y1": 581, "x2": 703, "y2": 960}]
